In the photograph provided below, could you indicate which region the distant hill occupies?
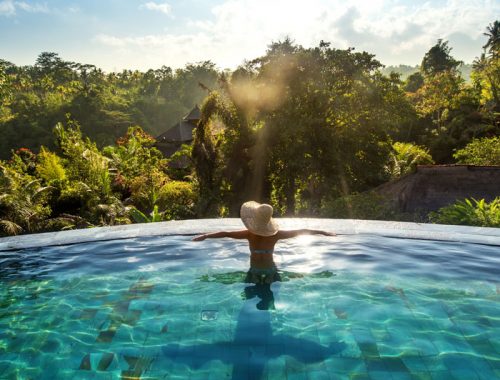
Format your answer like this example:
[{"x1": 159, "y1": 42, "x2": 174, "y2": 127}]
[{"x1": 381, "y1": 64, "x2": 473, "y2": 82}]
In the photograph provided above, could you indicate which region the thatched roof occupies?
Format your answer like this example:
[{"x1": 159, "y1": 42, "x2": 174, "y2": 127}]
[
  {"x1": 156, "y1": 120, "x2": 196, "y2": 143},
  {"x1": 184, "y1": 105, "x2": 201, "y2": 121},
  {"x1": 375, "y1": 165, "x2": 500, "y2": 213},
  {"x1": 155, "y1": 105, "x2": 201, "y2": 143}
]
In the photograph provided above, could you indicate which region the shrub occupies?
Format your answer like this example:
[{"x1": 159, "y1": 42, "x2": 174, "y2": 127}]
[
  {"x1": 429, "y1": 197, "x2": 500, "y2": 227},
  {"x1": 386, "y1": 142, "x2": 434, "y2": 179},
  {"x1": 453, "y1": 136, "x2": 500, "y2": 165},
  {"x1": 320, "y1": 192, "x2": 400, "y2": 220},
  {"x1": 0, "y1": 163, "x2": 53, "y2": 235},
  {"x1": 129, "y1": 168, "x2": 170, "y2": 213},
  {"x1": 159, "y1": 181, "x2": 197, "y2": 220},
  {"x1": 36, "y1": 146, "x2": 66, "y2": 183}
]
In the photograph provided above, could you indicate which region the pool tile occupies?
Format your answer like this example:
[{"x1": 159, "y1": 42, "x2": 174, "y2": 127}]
[
  {"x1": 97, "y1": 329, "x2": 117, "y2": 343},
  {"x1": 429, "y1": 370, "x2": 452, "y2": 380},
  {"x1": 365, "y1": 358, "x2": 387, "y2": 372},
  {"x1": 390, "y1": 372, "x2": 412, "y2": 380},
  {"x1": 121, "y1": 355, "x2": 154, "y2": 379},
  {"x1": 307, "y1": 369, "x2": 333, "y2": 380},
  {"x1": 98, "y1": 353, "x2": 117, "y2": 371},
  {"x1": 487, "y1": 359, "x2": 500, "y2": 370},
  {"x1": 467, "y1": 338, "x2": 496, "y2": 357},
  {"x1": 349, "y1": 374, "x2": 370, "y2": 380},
  {"x1": 357, "y1": 342, "x2": 380, "y2": 358},
  {"x1": 206, "y1": 360, "x2": 232, "y2": 379},
  {"x1": 287, "y1": 371, "x2": 309, "y2": 380},
  {"x1": 266, "y1": 356, "x2": 287, "y2": 379},
  {"x1": 41, "y1": 336, "x2": 61, "y2": 354},
  {"x1": 129, "y1": 281, "x2": 154, "y2": 295},
  {"x1": 402, "y1": 357, "x2": 428, "y2": 372},
  {"x1": 188, "y1": 369, "x2": 212, "y2": 379},
  {"x1": 449, "y1": 369, "x2": 480, "y2": 380},
  {"x1": 409, "y1": 372, "x2": 432, "y2": 380},
  {"x1": 368, "y1": 371, "x2": 390, "y2": 380},
  {"x1": 421, "y1": 357, "x2": 446, "y2": 372},
  {"x1": 442, "y1": 354, "x2": 477, "y2": 371},
  {"x1": 79, "y1": 354, "x2": 92, "y2": 370},
  {"x1": 382, "y1": 357, "x2": 410, "y2": 373},
  {"x1": 411, "y1": 339, "x2": 439, "y2": 356},
  {"x1": 112, "y1": 301, "x2": 132, "y2": 314},
  {"x1": 122, "y1": 310, "x2": 142, "y2": 326},
  {"x1": 286, "y1": 356, "x2": 308, "y2": 376},
  {"x1": 324, "y1": 357, "x2": 366, "y2": 373},
  {"x1": 71, "y1": 369, "x2": 101, "y2": 379},
  {"x1": 488, "y1": 339, "x2": 500, "y2": 354},
  {"x1": 120, "y1": 369, "x2": 141, "y2": 379},
  {"x1": 81, "y1": 308, "x2": 99, "y2": 320},
  {"x1": 468, "y1": 358, "x2": 496, "y2": 375}
]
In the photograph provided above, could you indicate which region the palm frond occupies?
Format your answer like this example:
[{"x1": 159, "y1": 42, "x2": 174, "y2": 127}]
[{"x1": 0, "y1": 219, "x2": 23, "y2": 236}]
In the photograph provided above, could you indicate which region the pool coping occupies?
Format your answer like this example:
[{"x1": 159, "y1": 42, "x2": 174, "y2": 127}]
[{"x1": 0, "y1": 219, "x2": 499, "y2": 251}]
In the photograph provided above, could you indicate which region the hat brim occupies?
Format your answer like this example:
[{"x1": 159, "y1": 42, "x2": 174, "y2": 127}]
[{"x1": 242, "y1": 217, "x2": 279, "y2": 236}]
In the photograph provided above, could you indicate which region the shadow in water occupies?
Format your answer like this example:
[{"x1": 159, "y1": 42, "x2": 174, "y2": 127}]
[{"x1": 162, "y1": 278, "x2": 346, "y2": 379}]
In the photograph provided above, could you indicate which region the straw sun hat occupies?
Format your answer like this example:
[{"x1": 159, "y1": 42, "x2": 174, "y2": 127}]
[{"x1": 240, "y1": 201, "x2": 279, "y2": 236}]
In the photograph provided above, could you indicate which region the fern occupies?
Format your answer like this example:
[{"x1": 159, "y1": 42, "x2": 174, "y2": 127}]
[{"x1": 430, "y1": 197, "x2": 500, "y2": 227}]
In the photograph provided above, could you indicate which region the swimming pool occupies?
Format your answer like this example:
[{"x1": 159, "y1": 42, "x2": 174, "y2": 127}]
[{"x1": 0, "y1": 219, "x2": 499, "y2": 379}]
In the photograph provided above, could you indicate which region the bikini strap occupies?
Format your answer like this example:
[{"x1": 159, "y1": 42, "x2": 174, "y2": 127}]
[{"x1": 251, "y1": 249, "x2": 274, "y2": 254}]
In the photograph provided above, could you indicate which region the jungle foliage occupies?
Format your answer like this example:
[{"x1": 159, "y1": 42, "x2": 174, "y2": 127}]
[
  {"x1": 1, "y1": 21, "x2": 499, "y2": 235},
  {"x1": 0, "y1": 123, "x2": 197, "y2": 236},
  {"x1": 430, "y1": 197, "x2": 500, "y2": 227},
  {"x1": 0, "y1": 54, "x2": 219, "y2": 158}
]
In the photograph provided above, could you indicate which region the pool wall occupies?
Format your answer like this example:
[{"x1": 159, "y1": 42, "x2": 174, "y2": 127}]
[{"x1": 1, "y1": 219, "x2": 499, "y2": 251}]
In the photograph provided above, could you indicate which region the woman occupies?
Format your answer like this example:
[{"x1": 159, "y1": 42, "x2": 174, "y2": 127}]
[{"x1": 193, "y1": 201, "x2": 335, "y2": 284}]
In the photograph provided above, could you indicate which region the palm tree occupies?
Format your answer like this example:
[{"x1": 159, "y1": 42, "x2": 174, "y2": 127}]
[
  {"x1": 192, "y1": 82, "x2": 258, "y2": 217},
  {"x1": 483, "y1": 21, "x2": 500, "y2": 57}
]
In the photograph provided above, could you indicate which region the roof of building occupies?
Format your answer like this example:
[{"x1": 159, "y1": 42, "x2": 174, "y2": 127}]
[
  {"x1": 375, "y1": 164, "x2": 500, "y2": 213},
  {"x1": 184, "y1": 105, "x2": 201, "y2": 121},
  {"x1": 156, "y1": 105, "x2": 201, "y2": 143},
  {"x1": 156, "y1": 120, "x2": 196, "y2": 142}
]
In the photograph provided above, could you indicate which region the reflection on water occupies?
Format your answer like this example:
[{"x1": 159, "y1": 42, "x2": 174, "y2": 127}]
[{"x1": 162, "y1": 278, "x2": 347, "y2": 380}]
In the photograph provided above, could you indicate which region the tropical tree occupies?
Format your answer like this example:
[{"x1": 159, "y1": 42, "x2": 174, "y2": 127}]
[
  {"x1": 472, "y1": 21, "x2": 500, "y2": 109},
  {"x1": 385, "y1": 142, "x2": 434, "y2": 179},
  {"x1": 483, "y1": 20, "x2": 500, "y2": 57},
  {"x1": 421, "y1": 39, "x2": 461, "y2": 76}
]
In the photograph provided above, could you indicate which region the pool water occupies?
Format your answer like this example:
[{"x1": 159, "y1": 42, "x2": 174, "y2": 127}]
[{"x1": 0, "y1": 228, "x2": 499, "y2": 379}]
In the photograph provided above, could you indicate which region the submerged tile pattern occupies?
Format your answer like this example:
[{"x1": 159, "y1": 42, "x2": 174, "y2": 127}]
[{"x1": 0, "y1": 269, "x2": 498, "y2": 380}]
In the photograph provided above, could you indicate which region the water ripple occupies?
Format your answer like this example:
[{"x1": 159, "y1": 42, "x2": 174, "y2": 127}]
[{"x1": 0, "y1": 234, "x2": 498, "y2": 283}]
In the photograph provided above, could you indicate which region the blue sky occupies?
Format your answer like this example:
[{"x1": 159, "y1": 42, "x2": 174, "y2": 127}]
[{"x1": 1, "y1": 0, "x2": 499, "y2": 72}]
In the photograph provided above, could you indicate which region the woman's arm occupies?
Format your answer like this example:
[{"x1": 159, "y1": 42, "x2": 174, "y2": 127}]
[
  {"x1": 276, "y1": 229, "x2": 336, "y2": 240},
  {"x1": 192, "y1": 230, "x2": 249, "y2": 241}
]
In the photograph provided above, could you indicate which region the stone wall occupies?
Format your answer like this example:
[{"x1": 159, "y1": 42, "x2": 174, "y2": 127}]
[{"x1": 375, "y1": 165, "x2": 500, "y2": 213}]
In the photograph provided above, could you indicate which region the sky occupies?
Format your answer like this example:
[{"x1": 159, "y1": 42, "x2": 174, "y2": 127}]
[{"x1": 0, "y1": 0, "x2": 499, "y2": 72}]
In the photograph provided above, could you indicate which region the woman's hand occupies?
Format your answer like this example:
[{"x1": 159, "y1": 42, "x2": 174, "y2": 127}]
[
  {"x1": 192, "y1": 234, "x2": 207, "y2": 241},
  {"x1": 320, "y1": 231, "x2": 336, "y2": 236}
]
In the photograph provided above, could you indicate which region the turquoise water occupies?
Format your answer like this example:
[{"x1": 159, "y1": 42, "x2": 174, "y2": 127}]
[{"x1": 0, "y1": 234, "x2": 499, "y2": 379}]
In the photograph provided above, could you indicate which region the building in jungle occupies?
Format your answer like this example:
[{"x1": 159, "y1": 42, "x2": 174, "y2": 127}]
[{"x1": 155, "y1": 105, "x2": 201, "y2": 158}]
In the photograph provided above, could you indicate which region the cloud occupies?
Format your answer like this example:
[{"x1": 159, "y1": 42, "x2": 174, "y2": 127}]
[
  {"x1": 140, "y1": 1, "x2": 171, "y2": 15},
  {"x1": 0, "y1": 0, "x2": 48, "y2": 16},
  {"x1": 95, "y1": 34, "x2": 127, "y2": 48},
  {"x1": 0, "y1": 0, "x2": 16, "y2": 15},
  {"x1": 94, "y1": 0, "x2": 500, "y2": 70},
  {"x1": 15, "y1": 1, "x2": 48, "y2": 13}
]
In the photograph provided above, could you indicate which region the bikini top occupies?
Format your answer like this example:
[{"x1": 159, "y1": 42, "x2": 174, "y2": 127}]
[{"x1": 250, "y1": 248, "x2": 274, "y2": 255}]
